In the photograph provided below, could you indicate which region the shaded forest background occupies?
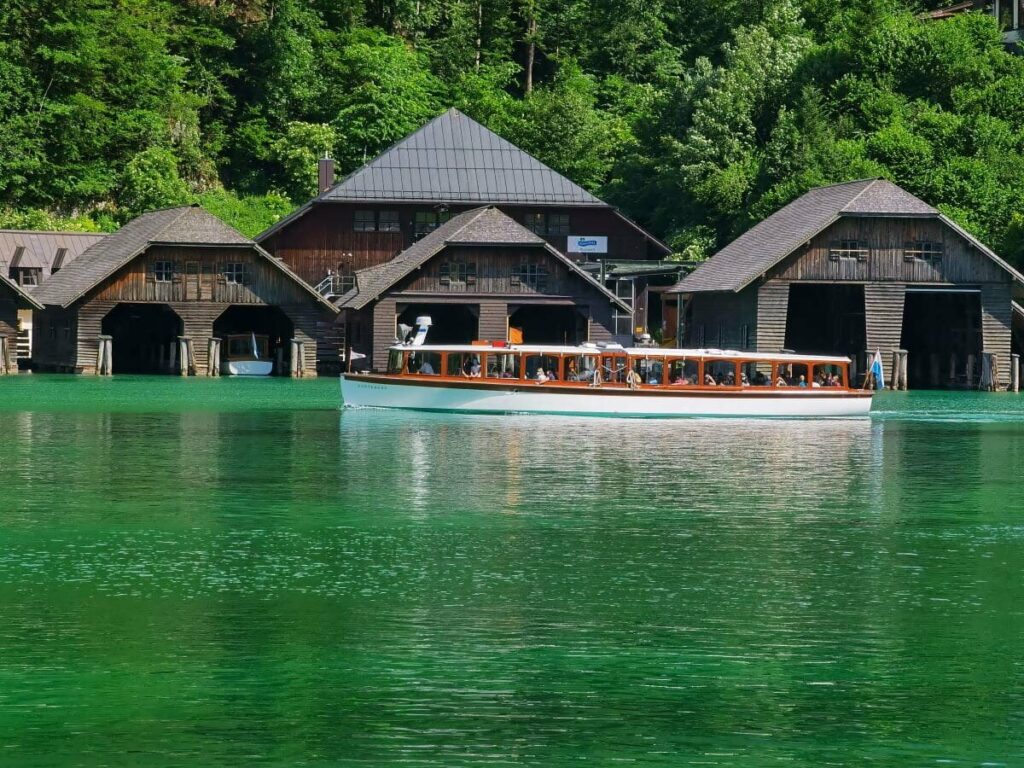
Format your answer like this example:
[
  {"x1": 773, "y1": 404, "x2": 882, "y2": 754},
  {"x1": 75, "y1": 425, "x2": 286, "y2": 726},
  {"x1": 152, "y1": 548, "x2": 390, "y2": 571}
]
[{"x1": 3, "y1": 0, "x2": 1024, "y2": 265}]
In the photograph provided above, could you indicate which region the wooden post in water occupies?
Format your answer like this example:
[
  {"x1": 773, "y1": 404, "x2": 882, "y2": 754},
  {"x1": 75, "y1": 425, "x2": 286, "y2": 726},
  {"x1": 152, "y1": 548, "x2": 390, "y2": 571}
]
[
  {"x1": 289, "y1": 338, "x2": 307, "y2": 378},
  {"x1": 96, "y1": 335, "x2": 113, "y2": 375},
  {"x1": 168, "y1": 341, "x2": 176, "y2": 374},
  {"x1": 1012, "y1": 353, "x2": 1020, "y2": 393},
  {"x1": 967, "y1": 354, "x2": 975, "y2": 388},
  {"x1": 290, "y1": 339, "x2": 299, "y2": 378},
  {"x1": 0, "y1": 336, "x2": 8, "y2": 375},
  {"x1": 177, "y1": 337, "x2": 195, "y2": 376},
  {"x1": 949, "y1": 353, "x2": 957, "y2": 387},
  {"x1": 207, "y1": 337, "x2": 221, "y2": 376},
  {"x1": 897, "y1": 349, "x2": 908, "y2": 391},
  {"x1": 981, "y1": 351, "x2": 997, "y2": 391},
  {"x1": 890, "y1": 350, "x2": 901, "y2": 391}
]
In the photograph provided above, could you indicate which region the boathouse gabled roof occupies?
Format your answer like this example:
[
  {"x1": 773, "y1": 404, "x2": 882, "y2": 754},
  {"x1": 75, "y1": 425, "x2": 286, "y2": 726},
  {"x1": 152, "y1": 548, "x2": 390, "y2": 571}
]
[
  {"x1": 335, "y1": 206, "x2": 631, "y2": 313},
  {"x1": 32, "y1": 205, "x2": 338, "y2": 311},
  {"x1": 0, "y1": 272, "x2": 43, "y2": 310},
  {"x1": 672, "y1": 179, "x2": 949, "y2": 294}
]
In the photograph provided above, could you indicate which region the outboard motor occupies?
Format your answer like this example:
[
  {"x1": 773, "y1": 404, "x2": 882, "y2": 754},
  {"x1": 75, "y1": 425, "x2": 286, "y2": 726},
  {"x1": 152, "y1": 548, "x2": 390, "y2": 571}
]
[{"x1": 409, "y1": 315, "x2": 432, "y2": 346}]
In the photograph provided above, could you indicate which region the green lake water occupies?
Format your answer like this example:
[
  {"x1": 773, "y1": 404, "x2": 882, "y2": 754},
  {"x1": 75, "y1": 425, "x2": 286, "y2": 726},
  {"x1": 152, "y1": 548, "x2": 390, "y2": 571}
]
[{"x1": 1, "y1": 376, "x2": 1022, "y2": 767}]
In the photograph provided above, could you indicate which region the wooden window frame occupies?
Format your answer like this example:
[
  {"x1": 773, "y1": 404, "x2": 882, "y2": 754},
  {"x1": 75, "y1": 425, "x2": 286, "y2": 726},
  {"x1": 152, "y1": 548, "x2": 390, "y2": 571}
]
[
  {"x1": 354, "y1": 210, "x2": 377, "y2": 232},
  {"x1": 903, "y1": 241, "x2": 943, "y2": 262},
  {"x1": 224, "y1": 262, "x2": 248, "y2": 285},
  {"x1": 439, "y1": 261, "x2": 477, "y2": 286},
  {"x1": 829, "y1": 240, "x2": 870, "y2": 262},
  {"x1": 153, "y1": 260, "x2": 174, "y2": 283}
]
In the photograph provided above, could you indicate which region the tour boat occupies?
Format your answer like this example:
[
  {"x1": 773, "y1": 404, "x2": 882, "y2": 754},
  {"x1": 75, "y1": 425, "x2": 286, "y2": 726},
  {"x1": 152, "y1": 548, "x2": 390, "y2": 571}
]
[
  {"x1": 340, "y1": 320, "x2": 873, "y2": 418},
  {"x1": 224, "y1": 333, "x2": 273, "y2": 376}
]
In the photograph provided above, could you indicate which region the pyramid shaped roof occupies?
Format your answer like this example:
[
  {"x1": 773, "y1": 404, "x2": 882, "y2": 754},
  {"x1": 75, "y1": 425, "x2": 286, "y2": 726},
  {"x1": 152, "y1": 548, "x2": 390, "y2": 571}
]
[{"x1": 321, "y1": 108, "x2": 605, "y2": 207}]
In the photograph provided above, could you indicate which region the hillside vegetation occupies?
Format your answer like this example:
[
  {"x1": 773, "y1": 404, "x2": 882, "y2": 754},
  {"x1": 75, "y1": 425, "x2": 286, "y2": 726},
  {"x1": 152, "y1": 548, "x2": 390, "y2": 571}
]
[{"x1": 3, "y1": 0, "x2": 1024, "y2": 265}]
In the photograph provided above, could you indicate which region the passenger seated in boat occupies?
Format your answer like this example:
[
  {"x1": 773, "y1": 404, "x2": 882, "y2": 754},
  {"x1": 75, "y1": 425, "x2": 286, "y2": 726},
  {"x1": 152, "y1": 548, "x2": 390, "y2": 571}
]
[
  {"x1": 536, "y1": 368, "x2": 549, "y2": 383},
  {"x1": 470, "y1": 358, "x2": 481, "y2": 377},
  {"x1": 419, "y1": 360, "x2": 435, "y2": 375},
  {"x1": 798, "y1": 375, "x2": 807, "y2": 387},
  {"x1": 725, "y1": 371, "x2": 736, "y2": 386},
  {"x1": 740, "y1": 371, "x2": 750, "y2": 386},
  {"x1": 704, "y1": 372, "x2": 716, "y2": 386},
  {"x1": 775, "y1": 374, "x2": 788, "y2": 387},
  {"x1": 547, "y1": 368, "x2": 558, "y2": 381}
]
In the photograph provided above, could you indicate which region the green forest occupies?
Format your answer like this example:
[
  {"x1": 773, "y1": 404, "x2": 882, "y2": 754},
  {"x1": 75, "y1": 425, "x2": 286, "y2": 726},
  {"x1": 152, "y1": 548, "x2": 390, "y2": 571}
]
[{"x1": 3, "y1": 0, "x2": 1024, "y2": 265}]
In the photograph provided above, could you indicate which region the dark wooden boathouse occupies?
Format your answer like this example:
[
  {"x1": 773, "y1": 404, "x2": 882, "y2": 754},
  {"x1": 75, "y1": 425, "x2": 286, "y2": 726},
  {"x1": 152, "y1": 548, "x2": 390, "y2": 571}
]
[
  {"x1": 258, "y1": 108, "x2": 671, "y2": 369},
  {"x1": 669, "y1": 179, "x2": 1024, "y2": 388},
  {"x1": 335, "y1": 206, "x2": 631, "y2": 370},
  {"x1": 31, "y1": 206, "x2": 338, "y2": 376},
  {"x1": 0, "y1": 272, "x2": 42, "y2": 373}
]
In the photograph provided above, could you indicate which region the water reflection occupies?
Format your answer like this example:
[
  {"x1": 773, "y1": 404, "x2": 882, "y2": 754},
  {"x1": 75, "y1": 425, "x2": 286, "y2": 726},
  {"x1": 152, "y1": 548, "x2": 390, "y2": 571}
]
[{"x1": 1, "y1": 398, "x2": 1023, "y2": 766}]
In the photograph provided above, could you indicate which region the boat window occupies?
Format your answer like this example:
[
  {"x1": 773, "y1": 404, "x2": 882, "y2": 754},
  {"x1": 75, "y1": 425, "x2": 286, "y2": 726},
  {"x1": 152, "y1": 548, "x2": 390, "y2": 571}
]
[
  {"x1": 564, "y1": 354, "x2": 598, "y2": 382},
  {"x1": 524, "y1": 354, "x2": 561, "y2": 381},
  {"x1": 633, "y1": 357, "x2": 665, "y2": 385},
  {"x1": 601, "y1": 355, "x2": 628, "y2": 384},
  {"x1": 704, "y1": 360, "x2": 738, "y2": 386},
  {"x1": 740, "y1": 361, "x2": 772, "y2": 387},
  {"x1": 408, "y1": 351, "x2": 441, "y2": 375},
  {"x1": 447, "y1": 352, "x2": 482, "y2": 377},
  {"x1": 667, "y1": 358, "x2": 698, "y2": 385},
  {"x1": 387, "y1": 349, "x2": 405, "y2": 374},
  {"x1": 486, "y1": 352, "x2": 520, "y2": 379},
  {"x1": 812, "y1": 363, "x2": 846, "y2": 388},
  {"x1": 775, "y1": 362, "x2": 810, "y2": 387},
  {"x1": 228, "y1": 337, "x2": 249, "y2": 357}
]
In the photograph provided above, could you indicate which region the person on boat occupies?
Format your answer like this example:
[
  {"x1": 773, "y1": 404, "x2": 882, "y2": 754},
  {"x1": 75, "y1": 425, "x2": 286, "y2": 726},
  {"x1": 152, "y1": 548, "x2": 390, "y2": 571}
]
[
  {"x1": 419, "y1": 359, "x2": 435, "y2": 375},
  {"x1": 469, "y1": 357, "x2": 481, "y2": 377},
  {"x1": 566, "y1": 359, "x2": 579, "y2": 381},
  {"x1": 775, "y1": 374, "x2": 788, "y2": 387},
  {"x1": 704, "y1": 372, "x2": 716, "y2": 386},
  {"x1": 725, "y1": 371, "x2": 736, "y2": 386},
  {"x1": 798, "y1": 375, "x2": 807, "y2": 387},
  {"x1": 547, "y1": 367, "x2": 558, "y2": 381},
  {"x1": 740, "y1": 371, "x2": 750, "y2": 386},
  {"x1": 535, "y1": 368, "x2": 549, "y2": 384}
]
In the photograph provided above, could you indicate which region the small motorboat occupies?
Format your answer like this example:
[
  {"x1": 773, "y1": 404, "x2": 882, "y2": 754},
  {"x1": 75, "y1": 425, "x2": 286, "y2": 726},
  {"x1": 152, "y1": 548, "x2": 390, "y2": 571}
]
[{"x1": 224, "y1": 333, "x2": 273, "y2": 376}]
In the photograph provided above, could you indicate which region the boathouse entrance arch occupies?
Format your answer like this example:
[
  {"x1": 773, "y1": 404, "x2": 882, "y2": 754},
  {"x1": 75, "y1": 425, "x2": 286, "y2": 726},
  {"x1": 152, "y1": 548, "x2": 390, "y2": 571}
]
[
  {"x1": 508, "y1": 304, "x2": 586, "y2": 345},
  {"x1": 396, "y1": 303, "x2": 479, "y2": 344},
  {"x1": 101, "y1": 303, "x2": 183, "y2": 374},
  {"x1": 900, "y1": 289, "x2": 983, "y2": 388},
  {"x1": 213, "y1": 305, "x2": 295, "y2": 374}
]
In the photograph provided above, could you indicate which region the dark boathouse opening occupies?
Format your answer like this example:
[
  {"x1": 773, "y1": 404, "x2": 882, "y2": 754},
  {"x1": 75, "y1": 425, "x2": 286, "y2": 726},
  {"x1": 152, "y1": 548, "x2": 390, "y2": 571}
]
[
  {"x1": 901, "y1": 290, "x2": 983, "y2": 389},
  {"x1": 214, "y1": 305, "x2": 294, "y2": 372},
  {"x1": 397, "y1": 304, "x2": 478, "y2": 344},
  {"x1": 101, "y1": 303, "x2": 182, "y2": 374},
  {"x1": 509, "y1": 305, "x2": 585, "y2": 344},
  {"x1": 784, "y1": 284, "x2": 866, "y2": 357}
]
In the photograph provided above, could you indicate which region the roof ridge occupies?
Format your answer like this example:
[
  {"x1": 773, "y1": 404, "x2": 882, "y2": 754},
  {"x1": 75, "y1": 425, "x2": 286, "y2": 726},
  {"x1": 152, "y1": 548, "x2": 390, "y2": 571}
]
[
  {"x1": 441, "y1": 205, "x2": 496, "y2": 243},
  {"x1": 810, "y1": 178, "x2": 881, "y2": 193},
  {"x1": 0, "y1": 229, "x2": 106, "y2": 237},
  {"x1": 839, "y1": 178, "x2": 880, "y2": 211}
]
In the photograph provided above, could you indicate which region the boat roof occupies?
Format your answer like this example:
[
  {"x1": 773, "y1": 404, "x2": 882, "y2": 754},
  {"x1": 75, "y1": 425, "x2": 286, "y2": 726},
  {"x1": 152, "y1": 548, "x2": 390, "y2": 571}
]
[{"x1": 391, "y1": 343, "x2": 852, "y2": 363}]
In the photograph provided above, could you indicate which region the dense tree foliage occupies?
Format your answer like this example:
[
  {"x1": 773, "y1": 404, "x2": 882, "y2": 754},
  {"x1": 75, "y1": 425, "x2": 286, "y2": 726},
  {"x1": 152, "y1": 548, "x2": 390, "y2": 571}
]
[{"x1": 2, "y1": 0, "x2": 1024, "y2": 265}]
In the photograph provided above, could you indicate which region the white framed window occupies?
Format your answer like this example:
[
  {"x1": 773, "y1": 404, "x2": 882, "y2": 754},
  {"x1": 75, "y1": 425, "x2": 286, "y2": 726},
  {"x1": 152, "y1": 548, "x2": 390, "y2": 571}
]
[
  {"x1": 224, "y1": 262, "x2": 248, "y2": 284},
  {"x1": 153, "y1": 261, "x2": 173, "y2": 283}
]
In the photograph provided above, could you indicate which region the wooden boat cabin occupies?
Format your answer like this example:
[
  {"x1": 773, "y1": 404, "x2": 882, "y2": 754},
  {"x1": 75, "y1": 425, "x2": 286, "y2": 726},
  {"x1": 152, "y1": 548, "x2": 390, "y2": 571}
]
[{"x1": 382, "y1": 343, "x2": 853, "y2": 391}]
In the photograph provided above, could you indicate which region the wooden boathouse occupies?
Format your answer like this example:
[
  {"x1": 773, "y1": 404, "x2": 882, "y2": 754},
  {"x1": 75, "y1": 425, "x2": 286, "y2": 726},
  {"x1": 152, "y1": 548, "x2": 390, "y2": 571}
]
[
  {"x1": 0, "y1": 272, "x2": 42, "y2": 374},
  {"x1": 30, "y1": 206, "x2": 338, "y2": 376},
  {"x1": 670, "y1": 179, "x2": 1024, "y2": 388},
  {"x1": 335, "y1": 206, "x2": 631, "y2": 370},
  {"x1": 258, "y1": 108, "x2": 671, "y2": 369}
]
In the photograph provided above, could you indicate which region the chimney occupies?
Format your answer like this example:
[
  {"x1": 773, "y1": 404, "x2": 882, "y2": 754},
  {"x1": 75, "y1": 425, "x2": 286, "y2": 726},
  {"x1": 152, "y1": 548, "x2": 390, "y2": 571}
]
[{"x1": 318, "y1": 155, "x2": 335, "y2": 194}]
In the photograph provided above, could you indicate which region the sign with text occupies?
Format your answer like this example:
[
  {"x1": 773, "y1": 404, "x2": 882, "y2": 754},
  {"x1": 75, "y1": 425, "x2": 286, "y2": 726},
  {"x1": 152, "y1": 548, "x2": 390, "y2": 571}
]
[{"x1": 567, "y1": 235, "x2": 608, "y2": 254}]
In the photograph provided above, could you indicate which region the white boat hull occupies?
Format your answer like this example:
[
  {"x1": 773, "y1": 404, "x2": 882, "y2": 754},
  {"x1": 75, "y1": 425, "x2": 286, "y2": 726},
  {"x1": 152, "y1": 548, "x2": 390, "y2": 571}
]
[
  {"x1": 340, "y1": 375, "x2": 873, "y2": 418},
  {"x1": 227, "y1": 360, "x2": 273, "y2": 376}
]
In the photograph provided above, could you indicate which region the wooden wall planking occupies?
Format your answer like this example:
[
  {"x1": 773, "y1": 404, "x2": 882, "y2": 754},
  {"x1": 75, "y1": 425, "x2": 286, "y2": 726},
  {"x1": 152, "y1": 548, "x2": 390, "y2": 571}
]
[
  {"x1": 478, "y1": 302, "x2": 508, "y2": 341},
  {"x1": 863, "y1": 283, "x2": 906, "y2": 354},
  {"x1": 262, "y1": 202, "x2": 654, "y2": 287},
  {"x1": 981, "y1": 282, "x2": 1013, "y2": 385},
  {"x1": 773, "y1": 217, "x2": 1008, "y2": 284},
  {"x1": 755, "y1": 282, "x2": 788, "y2": 353}
]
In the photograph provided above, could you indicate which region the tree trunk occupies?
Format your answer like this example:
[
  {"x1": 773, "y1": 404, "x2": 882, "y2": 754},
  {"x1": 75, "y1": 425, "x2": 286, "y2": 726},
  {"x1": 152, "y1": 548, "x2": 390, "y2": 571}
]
[
  {"x1": 475, "y1": 0, "x2": 483, "y2": 71},
  {"x1": 525, "y1": 14, "x2": 536, "y2": 93}
]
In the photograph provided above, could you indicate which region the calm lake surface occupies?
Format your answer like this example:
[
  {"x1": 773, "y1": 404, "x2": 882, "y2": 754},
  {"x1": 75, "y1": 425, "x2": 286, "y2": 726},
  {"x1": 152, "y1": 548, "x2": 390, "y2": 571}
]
[{"x1": 1, "y1": 377, "x2": 1022, "y2": 767}]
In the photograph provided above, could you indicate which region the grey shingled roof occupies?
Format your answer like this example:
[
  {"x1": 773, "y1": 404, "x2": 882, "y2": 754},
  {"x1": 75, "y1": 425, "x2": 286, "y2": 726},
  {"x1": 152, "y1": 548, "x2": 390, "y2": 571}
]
[
  {"x1": 672, "y1": 179, "x2": 943, "y2": 294},
  {"x1": 0, "y1": 272, "x2": 43, "y2": 310},
  {"x1": 0, "y1": 230, "x2": 106, "y2": 273},
  {"x1": 323, "y1": 108, "x2": 605, "y2": 206},
  {"x1": 33, "y1": 205, "x2": 337, "y2": 311},
  {"x1": 337, "y1": 206, "x2": 631, "y2": 312}
]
